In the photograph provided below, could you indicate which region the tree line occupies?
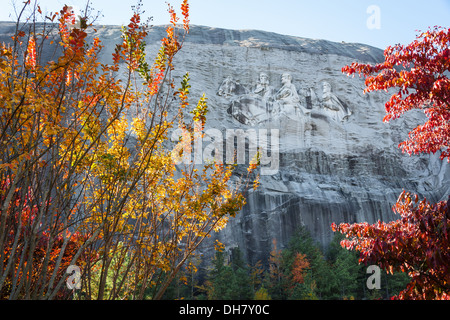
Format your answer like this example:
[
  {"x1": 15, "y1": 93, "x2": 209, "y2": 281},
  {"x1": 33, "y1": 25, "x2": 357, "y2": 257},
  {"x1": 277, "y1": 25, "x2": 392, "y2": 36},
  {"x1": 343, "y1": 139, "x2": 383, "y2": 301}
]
[{"x1": 162, "y1": 227, "x2": 410, "y2": 300}]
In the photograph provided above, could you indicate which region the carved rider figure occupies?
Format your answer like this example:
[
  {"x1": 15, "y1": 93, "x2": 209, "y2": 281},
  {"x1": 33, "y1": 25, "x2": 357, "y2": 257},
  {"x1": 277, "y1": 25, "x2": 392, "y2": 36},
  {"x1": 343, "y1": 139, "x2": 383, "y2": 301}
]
[
  {"x1": 217, "y1": 76, "x2": 236, "y2": 98},
  {"x1": 274, "y1": 73, "x2": 309, "y2": 117},
  {"x1": 253, "y1": 72, "x2": 274, "y2": 100},
  {"x1": 321, "y1": 81, "x2": 352, "y2": 122}
]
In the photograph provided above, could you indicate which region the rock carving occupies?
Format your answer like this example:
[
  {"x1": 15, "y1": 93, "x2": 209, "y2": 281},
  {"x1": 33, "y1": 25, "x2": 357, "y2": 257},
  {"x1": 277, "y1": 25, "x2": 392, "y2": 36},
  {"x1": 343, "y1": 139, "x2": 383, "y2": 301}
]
[
  {"x1": 217, "y1": 76, "x2": 235, "y2": 98},
  {"x1": 219, "y1": 73, "x2": 351, "y2": 126},
  {"x1": 253, "y1": 72, "x2": 274, "y2": 100},
  {"x1": 217, "y1": 76, "x2": 249, "y2": 98},
  {"x1": 321, "y1": 81, "x2": 352, "y2": 123},
  {"x1": 273, "y1": 73, "x2": 310, "y2": 118}
]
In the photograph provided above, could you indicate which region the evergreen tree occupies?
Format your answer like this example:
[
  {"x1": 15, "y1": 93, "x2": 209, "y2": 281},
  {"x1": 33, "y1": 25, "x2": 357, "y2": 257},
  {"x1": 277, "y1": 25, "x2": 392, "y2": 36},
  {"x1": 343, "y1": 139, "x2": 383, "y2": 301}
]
[
  {"x1": 333, "y1": 252, "x2": 359, "y2": 299},
  {"x1": 204, "y1": 247, "x2": 253, "y2": 300},
  {"x1": 288, "y1": 272, "x2": 318, "y2": 300},
  {"x1": 327, "y1": 233, "x2": 359, "y2": 299},
  {"x1": 230, "y1": 247, "x2": 253, "y2": 299},
  {"x1": 205, "y1": 250, "x2": 234, "y2": 299},
  {"x1": 283, "y1": 227, "x2": 335, "y2": 299}
]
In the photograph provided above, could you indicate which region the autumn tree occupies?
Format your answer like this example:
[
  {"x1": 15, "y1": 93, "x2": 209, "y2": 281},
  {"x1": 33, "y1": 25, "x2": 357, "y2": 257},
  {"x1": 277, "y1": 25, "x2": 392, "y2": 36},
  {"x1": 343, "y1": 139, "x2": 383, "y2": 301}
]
[
  {"x1": 266, "y1": 238, "x2": 286, "y2": 299},
  {"x1": 249, "y1": 259, "x2": 264, "y2": 294},
  {"x1": 282, "y1": 227, "x2": 334, "y2": 299},
  {"x1": 265, "y1": 230, "x2": 324, "y2": 300},
  {"x1": 0, "y1": 178, "x2": 86, "y2": 299},
  {"x1": 343, "y1": 26, "x2": 450, "y2": 160},
  {"x1": 291, "y1": 253, "x2": 310, "y2": 284},
  {"x1": 287, "y1": 252, "x2": 318, "y2": 300},
  {"x1": 0, "y1": 0, "x2": 252, "y2": 300},
  {"x1": 333, "y1": 26, "x2": 450, "y2": 300},
  {"x1": 254, "y1": 286, "x2": 271, "y2": 300}
]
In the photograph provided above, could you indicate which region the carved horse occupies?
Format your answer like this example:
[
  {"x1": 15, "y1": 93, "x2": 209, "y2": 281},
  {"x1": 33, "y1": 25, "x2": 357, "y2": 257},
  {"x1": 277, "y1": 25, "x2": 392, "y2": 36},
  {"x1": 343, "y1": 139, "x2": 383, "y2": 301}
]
[
  {"x1": 217, "y1": 76, "x2": 250, "y2": 98},
  {"x1": 227, "y1": 95, "x2": 275, "y2": 126}
]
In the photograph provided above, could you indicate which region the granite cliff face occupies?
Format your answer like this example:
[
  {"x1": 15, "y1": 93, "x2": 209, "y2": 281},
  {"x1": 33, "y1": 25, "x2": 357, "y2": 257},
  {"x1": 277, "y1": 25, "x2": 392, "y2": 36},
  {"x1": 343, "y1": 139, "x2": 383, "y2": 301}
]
[
  {"x1": 159, "y1": 25, "x2": 450, "y2": 265},
  {"x1": 1, "y1": 23, "x2": 449, "y2": 265}
]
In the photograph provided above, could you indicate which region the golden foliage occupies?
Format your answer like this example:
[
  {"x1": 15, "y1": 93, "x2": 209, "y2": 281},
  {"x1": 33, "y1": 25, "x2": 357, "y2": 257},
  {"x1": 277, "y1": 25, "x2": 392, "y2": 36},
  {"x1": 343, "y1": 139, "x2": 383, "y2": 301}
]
[{"x1": 0, "y1": 1, "x2": 254, "y2": 300}]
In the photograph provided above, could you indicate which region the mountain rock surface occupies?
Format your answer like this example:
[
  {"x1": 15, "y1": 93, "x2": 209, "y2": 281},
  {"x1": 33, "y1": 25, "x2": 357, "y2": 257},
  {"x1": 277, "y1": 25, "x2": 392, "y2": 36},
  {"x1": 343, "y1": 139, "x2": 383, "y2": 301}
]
[{"x1": 159, "y1": 25, "x2": 450, "y2": 265}]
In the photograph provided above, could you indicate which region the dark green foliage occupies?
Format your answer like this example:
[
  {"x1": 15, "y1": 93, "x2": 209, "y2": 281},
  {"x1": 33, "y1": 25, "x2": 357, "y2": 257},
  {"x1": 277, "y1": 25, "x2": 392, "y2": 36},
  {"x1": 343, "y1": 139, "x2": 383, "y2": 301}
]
[
  {"x1": 326, "y1": 232, "x2": 360, "y2": 299},
  {"x1": 165, "y1": 228, "x2": 410, "y2": 300},
  {"x1": 203, "y1": 248, "x2": 253, "y2": 300},
  {"x1": 282, "y1": 227, "x2": 336, "y2": 299}
]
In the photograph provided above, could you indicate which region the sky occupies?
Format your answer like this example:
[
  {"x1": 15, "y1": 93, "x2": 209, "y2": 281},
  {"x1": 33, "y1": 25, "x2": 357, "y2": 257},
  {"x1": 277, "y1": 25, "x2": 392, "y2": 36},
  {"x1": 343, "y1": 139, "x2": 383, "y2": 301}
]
[{"x1": 1, "y1": 0, "x2": 449, "y2": 49}]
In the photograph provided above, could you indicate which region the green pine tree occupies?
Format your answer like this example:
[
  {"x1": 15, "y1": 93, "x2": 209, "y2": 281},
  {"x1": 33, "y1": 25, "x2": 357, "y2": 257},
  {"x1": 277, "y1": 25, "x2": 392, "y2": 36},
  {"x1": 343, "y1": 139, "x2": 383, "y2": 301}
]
[
  {"x1": 327, "y1": 233, "x2": 359, "y2": 299},
  {"x1": 205, "y1": 247, "x2": 254, "y2": 300},
  {"x1": 283, "y1": 227, "x2": 335, "y2": 299},
  {"x1": 230, "y1": 247, "x2": 253, "y2": 299}
]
